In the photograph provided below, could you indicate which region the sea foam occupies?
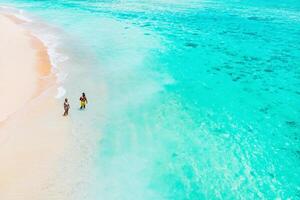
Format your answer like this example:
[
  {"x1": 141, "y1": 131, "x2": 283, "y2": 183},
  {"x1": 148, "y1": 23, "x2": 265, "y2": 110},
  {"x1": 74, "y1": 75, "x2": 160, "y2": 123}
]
[
  {"x1": 1, "y1": 6, "x2": 69, "y2": 98},
  {"x1": 55, "y1": 86, "x2": 66, "y2": 99}
]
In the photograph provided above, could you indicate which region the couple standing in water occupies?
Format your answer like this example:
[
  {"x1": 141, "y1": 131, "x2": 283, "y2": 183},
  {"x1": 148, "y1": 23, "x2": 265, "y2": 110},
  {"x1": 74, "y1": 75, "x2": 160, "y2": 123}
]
[{"x1": 63, "y1": 93, "x2": 88, "y2": 116}]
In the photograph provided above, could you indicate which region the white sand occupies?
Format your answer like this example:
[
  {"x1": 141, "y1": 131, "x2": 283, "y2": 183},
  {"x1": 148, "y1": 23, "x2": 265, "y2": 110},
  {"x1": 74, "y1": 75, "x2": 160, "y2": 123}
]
[
  {"x1": 0, "y1": 15, "x2": 37, "y2": 121},
  {"x1": 0, "y1": 15, "x2": 72, "y2": 199}
]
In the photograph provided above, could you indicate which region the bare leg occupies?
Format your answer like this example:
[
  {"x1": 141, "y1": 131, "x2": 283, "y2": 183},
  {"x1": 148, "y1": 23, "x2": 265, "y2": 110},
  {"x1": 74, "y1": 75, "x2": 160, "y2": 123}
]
[{"x1": 63, "y1": 109, "x2": 68, "y2": 116}]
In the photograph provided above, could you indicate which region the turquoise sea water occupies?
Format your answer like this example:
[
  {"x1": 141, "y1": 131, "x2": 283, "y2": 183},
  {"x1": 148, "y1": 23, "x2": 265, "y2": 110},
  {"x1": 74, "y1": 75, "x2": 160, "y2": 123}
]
[{"x1": 1, "y1": 0, "x2": 300, "y2": 199}]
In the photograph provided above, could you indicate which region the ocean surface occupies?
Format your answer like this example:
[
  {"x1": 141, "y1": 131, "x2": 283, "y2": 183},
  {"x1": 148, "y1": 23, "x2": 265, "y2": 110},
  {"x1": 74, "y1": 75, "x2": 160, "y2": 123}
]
[{"x1": 1, "y1": 0, "x2": 300, "y2": 199}]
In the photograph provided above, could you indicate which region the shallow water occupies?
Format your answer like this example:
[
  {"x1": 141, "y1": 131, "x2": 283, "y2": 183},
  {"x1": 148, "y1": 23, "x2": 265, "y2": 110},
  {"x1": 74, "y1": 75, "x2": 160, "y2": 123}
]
[{"x1": 1, "y1": 0, "x2": 300, "y2": 199}]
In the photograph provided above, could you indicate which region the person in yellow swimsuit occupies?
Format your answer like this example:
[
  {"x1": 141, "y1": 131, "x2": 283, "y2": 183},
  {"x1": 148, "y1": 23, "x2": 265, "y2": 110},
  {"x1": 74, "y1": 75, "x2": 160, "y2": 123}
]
[{"x1": 79, "y1": 92, "x2": 88, "y2": 109}]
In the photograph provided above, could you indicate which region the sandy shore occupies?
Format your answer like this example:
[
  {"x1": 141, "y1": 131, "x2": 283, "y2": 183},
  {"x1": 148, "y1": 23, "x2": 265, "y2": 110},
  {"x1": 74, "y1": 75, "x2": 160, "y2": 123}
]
[{"x1": 0, "y1": 14, "x2": 71, "y2": 199}]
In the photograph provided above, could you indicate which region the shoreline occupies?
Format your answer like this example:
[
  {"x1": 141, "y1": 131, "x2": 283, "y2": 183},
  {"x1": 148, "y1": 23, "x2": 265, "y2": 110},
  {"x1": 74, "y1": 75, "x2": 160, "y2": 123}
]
[
  {"x1": 0, "y1": 13, "x2": 56, "y2": 123},
  {"x1": 0, "y1": 14, "x2": 71, "y2": 199}
]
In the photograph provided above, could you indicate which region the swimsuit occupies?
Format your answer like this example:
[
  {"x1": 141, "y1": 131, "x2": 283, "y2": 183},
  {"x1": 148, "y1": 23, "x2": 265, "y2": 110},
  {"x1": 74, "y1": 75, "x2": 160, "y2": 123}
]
[
  {"x1": 80, "y1": 97, "x2": 87, "y2": 107},
  {"x1": 80, "y1": 101, "x2": 86, "y2": 107},
  {"x1": 64, "y1": 102, "x2": 69, "y2": 110}
]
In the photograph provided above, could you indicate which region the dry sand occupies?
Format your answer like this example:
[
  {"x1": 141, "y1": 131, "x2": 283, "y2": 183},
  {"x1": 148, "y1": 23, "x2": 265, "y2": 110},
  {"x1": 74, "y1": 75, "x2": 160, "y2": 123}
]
[{"x1": 0, "y1": 14, "x2": 71, "y2": 199}]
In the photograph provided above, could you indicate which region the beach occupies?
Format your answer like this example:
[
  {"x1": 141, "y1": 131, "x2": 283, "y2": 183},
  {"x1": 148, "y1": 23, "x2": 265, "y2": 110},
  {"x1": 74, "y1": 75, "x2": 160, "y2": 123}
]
[
  {"x1": 0, "y1": 14, "x2": 71, "y2": 199},
  {"x1": 0, "y1": 0, "x2": 299, "y2": 199}
]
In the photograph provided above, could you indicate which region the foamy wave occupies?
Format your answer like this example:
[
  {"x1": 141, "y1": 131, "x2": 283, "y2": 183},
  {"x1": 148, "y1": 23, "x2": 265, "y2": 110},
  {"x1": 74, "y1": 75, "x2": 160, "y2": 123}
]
[
  {"x1": 1, "y1": 6, "x2": 70, "y2": 97},
  {"x1": 34, "y1": 32, "x2": 69, "y2": 84},
  {"x1": 56, "y1": 86, "x2": 66, "y2": 99},
  {"x1": 0, "y1": 5, "x2": 32, "y2": 22},
  {"x1": 31, "y1": 29, "x2": 69, "y2": 93},
  {"x1": 30, "y1": 32, "x2": 69, "y2": 69},
  {"x1": 15, "y1": 11, "x2": 33, "y2": 22}
]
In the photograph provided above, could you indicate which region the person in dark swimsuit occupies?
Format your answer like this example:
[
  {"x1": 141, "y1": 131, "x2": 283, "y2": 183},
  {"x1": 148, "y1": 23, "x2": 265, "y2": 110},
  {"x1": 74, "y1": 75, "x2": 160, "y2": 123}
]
[
  {"x1": 80, "y1": 92, "x2": 88, "y2": 109},
  {"x1": 63, "y1": 98, "x2": 70, "y2": 116}
]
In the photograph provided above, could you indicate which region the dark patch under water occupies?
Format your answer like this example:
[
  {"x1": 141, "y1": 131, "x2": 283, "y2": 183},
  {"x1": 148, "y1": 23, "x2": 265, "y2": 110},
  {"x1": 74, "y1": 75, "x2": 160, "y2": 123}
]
[
  {"x1": 185, "y1": 42, "x2": 198, "y2": 48},
  {"x1": 286, "y1": 121, "x2": 297, "y2": 128}
]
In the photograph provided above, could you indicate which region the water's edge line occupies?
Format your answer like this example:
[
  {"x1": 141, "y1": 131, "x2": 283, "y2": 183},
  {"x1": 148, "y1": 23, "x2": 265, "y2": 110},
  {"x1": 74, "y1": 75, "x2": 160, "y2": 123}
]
[
  {"x1": 0, "y1": 5, "x2": 67, "y2": 99},
  {"x1": 0, "y1": 6, "x2": 67, "y2": 123}
]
